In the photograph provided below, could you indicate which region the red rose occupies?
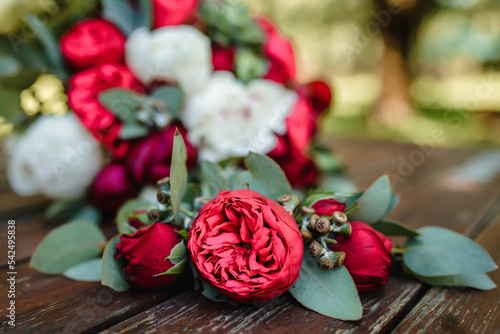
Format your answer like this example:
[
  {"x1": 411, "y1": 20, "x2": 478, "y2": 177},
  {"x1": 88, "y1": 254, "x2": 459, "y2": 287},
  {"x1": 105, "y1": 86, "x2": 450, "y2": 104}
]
[
  {"x1": 90, "y1": 163, "x2": 139, "y2": 214},
  {"x1": 257, "y1": 18, "x2": 296, "y2": 84},
  {"x1": 298, "y1": 81, "x2": 332, "y2": 114},
  {"x1": 116, "y1": 222, "x2": 182, "y2": 289},
  {"x1": 331, "y1": 221, "x2": 392, "y2": 291},
  {"x1": 68, "y1": 63, "x2": 144, "y2": 157},
  {"x1": 153, "y1": 0, "x2": 198, "y2": 27},
  {"x1": 311, "y1": 198, "x2": 346, "y2": 216},
  {"x1": 127, "y1": 125, "x2": 198, "y2": 185},
  {"x1": 211, "y1": 44, "x2": 235, "y2": 72},
  {"x1": 188, "y1": 189, "x2": 303, "y2": 303},
  {"x1": 269, "y1": 97, "x2": 319, "y2": 187},
  {"x1": 60, "y1": 19, "x2": 126, "y2": 70}
]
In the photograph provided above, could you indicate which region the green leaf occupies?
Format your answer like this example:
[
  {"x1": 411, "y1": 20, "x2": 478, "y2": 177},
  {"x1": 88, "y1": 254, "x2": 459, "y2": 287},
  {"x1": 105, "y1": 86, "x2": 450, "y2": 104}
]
[
  {"x1": 63, "y1": 258, "x2": 102, "y2": 282},
  {"x1": 0, "y1": 68, "x2": 40, "y2": 91},
  {"x1": 236, "y1": 152, "x2": 292, "y2": 201},
  {"x1": 312, "y1": 147, "x2": 342, "y2": 173},
  {"x1": 183, "y1": 183, "x2": 202, "y2": 206},
  {"x1": 116, "y1": 199, "x2": 152, "y2": 234},
  {"x1": 303, "y1": 191, "x2": 353, "y2": 208},
  {"x1": 150, "y1": 86, "x2": 184, "y2": 119},
  {"x1": 45, "y1": 197, "x2": 87, "y2": 225},
  {"x1": 23, "y1": 14, "x2": 66, "y2": 78},
  {"x1": 137, "y1": 0, "x2": 152, "y2": 29},
  {"x1": 102, "y1": 0, "x2": 136, "y2": 35},
  {"x1": 71, "y1": 205, "x2": 102, "y2": 225},
  {"x1": 235, "y1": 48, "x2": 267, "y2": 83},
  {"x1": 0, "y1": 89, "x2": 23, "y2": 124},
  {"x1": 119, "y1": 122, "x2": 149, "y2": 139},
  {"x1": 201, "y1": 281, "x2": 238, "y2": 306},
  {"x1": 166, "y1": 241, "x2": 187, "y2": 264},
  {"x1": 30, "y1": 221, "x2": 106, "y2": 274},
  {"x1": 0, "y1": 55, "x2": 21, "y2": 77},
  {"x1": 405, "y1": 266, "x2": 496, "y2": 290},
  {"x1": 384, "y1": 194, "x2": 400, "y2": 217},
  {"x1": 344, "y1": 192, "x2": 363, "y2": 210},
  {"x1": 348, "y1": 175, "x2": 392, "y2": 224},
  {"x1": 175, "y1": 229, "x2": 190, "y2": 241},
  {"x1": 101, "y1": 235, "x2": 131, "y2": 292},
  {"x1": 289, "y1": 253, "x2": 363, "y2": 321},
  {"x1": 157, "y1": 258, "x2": 187, "y2": 276},
  {"x1": 403, "y1": 226, "x2": 498, "y2": 277},
  {"x1": 372, "y1": 219, "x2": 420, "y2": 237},
  {"x1": 170, "y1": 129, "x2": 189, "y2": 219},
  {"x1": 98, "y1": 88, "x2": 144, "y2": 122},
  {"x1": 201, "y1": 160, "x2": 228, "y2": 198}
]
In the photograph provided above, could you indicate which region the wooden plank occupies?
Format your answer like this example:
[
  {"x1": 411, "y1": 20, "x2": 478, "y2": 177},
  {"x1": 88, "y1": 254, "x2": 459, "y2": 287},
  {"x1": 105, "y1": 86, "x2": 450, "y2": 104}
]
[{"x1": 392, "y1": 212, "x2": 500, "y2": 334}]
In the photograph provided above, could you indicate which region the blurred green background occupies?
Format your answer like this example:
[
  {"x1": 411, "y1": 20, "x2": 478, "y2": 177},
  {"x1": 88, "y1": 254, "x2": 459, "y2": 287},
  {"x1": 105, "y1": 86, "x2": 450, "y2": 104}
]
[
  {"x1": 244, "y1": 0, "x2": 500, "y2": 147},
  {"x1": 2, "y1": 0, "x2": 500, "y2": 147}
]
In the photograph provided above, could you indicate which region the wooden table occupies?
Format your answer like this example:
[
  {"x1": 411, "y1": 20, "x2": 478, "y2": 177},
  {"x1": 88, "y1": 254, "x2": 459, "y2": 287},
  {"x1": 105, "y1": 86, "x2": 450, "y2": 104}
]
[{"x1": 1, "y1": 139, "x2": 500, "y2": 333}]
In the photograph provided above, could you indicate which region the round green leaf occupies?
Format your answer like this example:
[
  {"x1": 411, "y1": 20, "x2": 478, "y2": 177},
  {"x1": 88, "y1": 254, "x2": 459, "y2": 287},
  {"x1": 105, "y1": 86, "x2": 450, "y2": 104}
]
[
  {"x1": 101, "y1": 235, "x2": 131, "y2": 292},
  {"x1": 372, "y1": 219, "x2": 420, "y2": 237},
  {"x1": 30, "y1": 221, "x2": 106, "y2": 274},
  {"x1": 348, "y1": 175, "x2": 392, "y2": 224},
  {"x1": 201, "y1": 160, "x2": 229, "y2": 198},
  {"x1": 289, "y1": 252, "x2": 363, "y2": 321},
  {"x1": 63, "y1": 258, "x2": 102, "y2": 282},
  {"x1": 404, "y1": 226, "x2": 498, "y2": 277}
]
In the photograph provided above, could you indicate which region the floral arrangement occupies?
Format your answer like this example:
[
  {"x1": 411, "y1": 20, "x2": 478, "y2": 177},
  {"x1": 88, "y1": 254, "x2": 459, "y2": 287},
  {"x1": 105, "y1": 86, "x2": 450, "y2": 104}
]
[
  {"x1": 4, "y1": 0, "x2": 498, "y2": 321},
  {"x1": 30, "y1": 133, "x2": 498, "y2": 320},
  {"x1": 2, "y1": 0, "x2": 329, "y2": 219}
]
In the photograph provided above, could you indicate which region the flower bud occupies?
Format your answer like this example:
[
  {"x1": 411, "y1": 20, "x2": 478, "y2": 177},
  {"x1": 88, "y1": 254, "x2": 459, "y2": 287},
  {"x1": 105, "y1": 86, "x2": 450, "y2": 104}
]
[
  {"x1": 301, "y1": 229, "x2": 312, "y2": 242},
  {"x1": 157, "y1": 189, "x2": 170, "y2": 204},
  {"x1": 318, "y1": 256, "x2": 335, "y2": 271},
  {"x1": 331, "y1": 222, "x2": 352, "y2": 236},
  {"x1": 317, "y1": 251, "x2": 346, "y2": 270},
  {"x1": 307, "y1": 214, "x2": 320, "y2": 230},
  {"x1": 279, "y1": 194, "x2": 301, "y2": 211},
  {"x1": 315, "y1": 217, "x2": 331, "y2": 234},
  {"x1": 301, "y1": 206, "x2": 316, "y2": 215},
  {"x1": 332, "y1": 211, "x2": 348, "y2": 224},
  {"x1": 308, "y1": 241, "x2": 323, "y2": 258},
  {"x1": 283, "y1": 205, "x2": 294, "y2": 216},
  {"x1": 157, "y1": 176, "x2": 170, "y2": 186}
]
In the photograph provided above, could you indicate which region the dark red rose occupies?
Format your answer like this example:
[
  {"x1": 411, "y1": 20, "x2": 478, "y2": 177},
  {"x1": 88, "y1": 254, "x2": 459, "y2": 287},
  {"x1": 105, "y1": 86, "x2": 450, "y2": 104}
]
[
  {"x1": 212, "y1": 44, "x2": 235, "y2": 72},
  {"x1": 90, "y1": 163, "x2": 139, "y2": 214},
  {"x1": 189, "y1": 189, "x2": 303, "y2": 303},
  {"x1": 116, "y1": 222, "x2": 182, "y2": 289},
  {"x1": 257, "y1": 17, "x2": 296, "y2": 84},
  {"x1": 127, "y1": 125, "x2": 198, "y2": 185},
  {"x1": 311, "y1": 198, "x2": 346, "y2": 216},
  {"x1": 269, "y1": 97, "x2": 319, "y2": 187},
  {"x1": 298, "y1": 81, "x2": 332, "y2": 113},
  {"x1": 331, "y1": 221, "x2": 392, "y2": 291},
  {"x1": 60, "y1": 19, "x2": 126, "y2": 70},
  {"x1": 68, "y1": 63, "x2": 144, "y2": 157},
  {"x1": 153, "y1": 0, "x2": 198, "y2": 27}
]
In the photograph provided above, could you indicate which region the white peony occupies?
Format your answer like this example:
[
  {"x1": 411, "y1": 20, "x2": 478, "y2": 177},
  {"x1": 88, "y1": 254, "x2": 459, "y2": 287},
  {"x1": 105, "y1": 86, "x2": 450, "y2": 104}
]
[
  {"x1": 182, "y1": 71, "x2": 298, "y2": 162},
  {"x1": 125, "y1": 26, "x2": 212, "y2": 95},
  {"x1": 6, "y1": 114, "x2": 104, "y2": 199}
]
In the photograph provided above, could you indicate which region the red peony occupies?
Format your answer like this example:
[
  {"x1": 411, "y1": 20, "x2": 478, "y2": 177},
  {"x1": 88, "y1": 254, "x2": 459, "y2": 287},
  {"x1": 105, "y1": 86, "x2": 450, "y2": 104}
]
[
  {"x1": 311, "y1": 198, "x2": 346, "y2": 216},
  {"x1": 332, "y1": 221, "x2": 392, "y2": 291},
  {"x1": 90, "y1": 163, "x2": 139, "y2": 214},
  {"x1": 127, "y1": 125, "x2": 198, "y2": 185},
  {"x1": 60, "y1": 19, "x2": 126, "y2": 70},
  {"x1": 116, "y1": 222, "x2": 182, "y2": 289},
  {"x1": 68, "y1": 63, "x2": 144, "y2": 157},
  {"x1": 257, "y1": 18, "x2": 296, "y2": 84},
  {"x1": 153, "y1": 0, "x2": 198, "y2": 27},
  {"x1": 189, "y1": 189, "x2": 303, "y2": 303}
]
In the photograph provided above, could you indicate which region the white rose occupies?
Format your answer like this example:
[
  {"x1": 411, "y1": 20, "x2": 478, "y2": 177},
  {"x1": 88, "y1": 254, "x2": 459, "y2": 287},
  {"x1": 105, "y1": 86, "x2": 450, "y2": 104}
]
[
  {"x1": 182, "y1": 71, "x2": 298, "y2": 162},
  {"x1": 125, "y1": 26, "x2": 212, "y2": 95},
  {"x1": 6, "y1": 114, "x2": 104, "y2": 199}
]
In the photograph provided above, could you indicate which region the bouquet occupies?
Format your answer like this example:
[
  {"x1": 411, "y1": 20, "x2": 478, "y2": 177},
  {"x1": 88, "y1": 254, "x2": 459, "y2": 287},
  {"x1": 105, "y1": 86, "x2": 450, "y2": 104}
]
[
  {"x1": 4, "y1": 0, "x2": 498, "y2": 321},
  {"x1": 2, "y1": 0, "x2": 330, "y2": 219},
  {"x1": 30, "y1": 133, "x2": 498, "y2": 320}
]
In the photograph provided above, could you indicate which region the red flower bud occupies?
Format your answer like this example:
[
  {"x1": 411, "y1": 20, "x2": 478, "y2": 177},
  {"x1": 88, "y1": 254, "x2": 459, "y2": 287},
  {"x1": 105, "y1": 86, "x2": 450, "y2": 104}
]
[
  {"x1": 116, "y1": 222, "x2": 182, "y2": 289},
  {"x1": 311, "y1": 199, "x2": 346, "y2": 216}
]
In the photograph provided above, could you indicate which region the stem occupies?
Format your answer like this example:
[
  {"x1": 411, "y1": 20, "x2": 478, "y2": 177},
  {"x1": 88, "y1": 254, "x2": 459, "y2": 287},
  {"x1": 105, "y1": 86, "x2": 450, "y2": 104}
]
[
  {"x1": 391, "y1": 247, "x2": 408, "y2": 254},
  {"x1": 180, "y1": 206, "x2": 195, "y2": 218}
]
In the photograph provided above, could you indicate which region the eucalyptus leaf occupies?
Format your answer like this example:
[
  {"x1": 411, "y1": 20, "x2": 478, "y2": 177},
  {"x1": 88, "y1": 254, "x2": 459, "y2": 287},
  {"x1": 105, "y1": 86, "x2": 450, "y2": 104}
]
[
  {"x1": 45, "y1": 197, "x2": 87, "y2": 224},
  {"x1": 150, "y1": 86, "x2": 184, "y2": 119},
  {"x1": 344, "y1": 192, "x2": 363, "y2": 210},
  {"x1": 236, "y1": 152, "x2": 292, "y2": 201},
  {"x1": 101, "y1": 235, "x2": 131, "y2": 292},
  {"x1": 183, "y1": 183, "x2": 202, "y2": 207},
  {"x1": 63, "y1": 258, "x2": 102, "y2": 282},
  {"x1": 157, "y1": 258, "x2": 187, "y2": 276},
  {"x1": 201, "y1": 281, "x2": 238, "y2": 306},
  {"x1": 102, "y1": 0, "x2": 136, "y2": 35},
  {"x1": 403, "y1": 226, "x2": 498, "y2": 277},
  {"x1": 235, "y1": 48, "x2": 267, "y2": 83},
  {"x1": 30, "y1": 221, "x2": 106, "y2": 274},
  {"x1": 170, "y1": 129, "x2": 188, "y2": 219},
  {"x1": 201, "y1": 160, "x2": 228, "y2": 198},
  {"x1": 136, "y1": 0, "x2": 152, "y2": 29},
  {"x1": 303, "y1": 192, "x2": 348, "y2": 208},
  {"x1": 0, "y1": 55, "x2": 21, "y2": 77},
  {"x1": 119, "y1": 122, "x2": 149, "y2": 139},
  {"x1": 348, "y1": 175, "x2": 392, "y2": 224},
  {"x1": 384, "y1": 194, "x2": 400, "y2": 217},
  {"x1": 166, "y1": 241, "x2": 187, "y2": 264},
  {"x1": 289, "y1": 253, "x2": 363, "y2": 321},
  {"x1": 98, "y1": 88, "x2": 144, "y2": 122},
  {"x1": 70, "y1": 205, "x2": 102, "y2": 225},
  {"x1": 406, "y1": 266, "x2": 496, "y2": 290},
  {"x1": 116, "y1": 199, "x2": 152, "y2": 234},
  {"x1": 372, "y1": 219, "x2": 420, "y2": 237}
]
